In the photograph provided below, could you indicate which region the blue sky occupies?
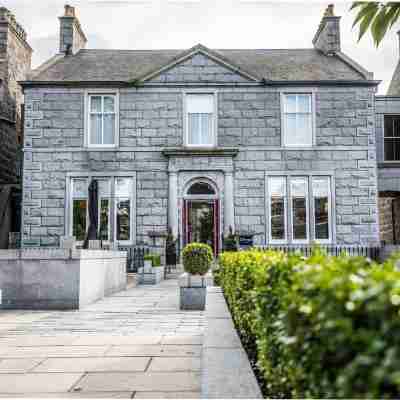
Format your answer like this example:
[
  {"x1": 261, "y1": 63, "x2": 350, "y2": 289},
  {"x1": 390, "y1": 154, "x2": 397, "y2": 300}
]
[{"x1": 4, "y1": 0, "x2": 398, "y2": 94}]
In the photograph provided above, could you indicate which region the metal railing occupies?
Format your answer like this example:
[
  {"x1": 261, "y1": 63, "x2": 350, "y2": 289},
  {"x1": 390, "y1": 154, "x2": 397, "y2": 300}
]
[
  {"x1": 118, "y1": 245, "x2": 149, "y2": 273},
  {"x1": 256, "y1": 244, "x2": 381, "y2": 261}
]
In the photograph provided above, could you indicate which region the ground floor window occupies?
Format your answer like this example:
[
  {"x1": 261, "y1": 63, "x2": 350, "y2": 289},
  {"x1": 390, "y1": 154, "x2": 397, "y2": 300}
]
[
  {"x1": 267, "y1": 175, "x2": 332, "y2": 244},
  {"x1": 70, "y1": 176, "x2": 134, "y2": 243}
]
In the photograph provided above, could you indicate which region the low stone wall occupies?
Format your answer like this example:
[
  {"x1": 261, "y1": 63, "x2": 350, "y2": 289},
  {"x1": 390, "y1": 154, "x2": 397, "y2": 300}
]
[
  {"x1": 0, "y1": 248, "x2": 127, "y2": 310},
  {"x1": 201, "y1": 286, "x2": 262, "y2": 399}
]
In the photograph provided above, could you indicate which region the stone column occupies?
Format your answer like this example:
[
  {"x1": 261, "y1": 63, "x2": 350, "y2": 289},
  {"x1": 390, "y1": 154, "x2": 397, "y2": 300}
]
[
  {"x1": 168, "y1": 171, "x2": 178, "y2": 238},
  {"x1": 224, "y1": 171, "x2": 235, "y2": 235}
]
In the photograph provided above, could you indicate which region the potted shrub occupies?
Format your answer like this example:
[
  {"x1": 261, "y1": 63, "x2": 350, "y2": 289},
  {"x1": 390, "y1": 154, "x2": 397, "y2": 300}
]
[
  {"x1": 138, "y1": 253, "x2": 164, "y2": 284},
  {"x1": 179, "y1": 243, "x2": 213, "y2": 310}
]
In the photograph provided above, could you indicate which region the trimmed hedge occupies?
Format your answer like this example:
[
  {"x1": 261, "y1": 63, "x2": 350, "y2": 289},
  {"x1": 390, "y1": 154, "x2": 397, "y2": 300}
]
[
  {"x1": 182, "y1": 243, "x2": 213, "y2": 275},
  {"x1": 218, "y1": 249, "x2": 400, "y2": 398},
  {"x1": 144, "y1": 253, "x2": 161, "y2": 267}
]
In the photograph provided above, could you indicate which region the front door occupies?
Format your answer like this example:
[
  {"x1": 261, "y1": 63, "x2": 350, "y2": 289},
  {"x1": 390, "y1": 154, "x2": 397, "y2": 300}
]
[{"x1": 183, "y1": 199, "x2": 219, "y2": 256}]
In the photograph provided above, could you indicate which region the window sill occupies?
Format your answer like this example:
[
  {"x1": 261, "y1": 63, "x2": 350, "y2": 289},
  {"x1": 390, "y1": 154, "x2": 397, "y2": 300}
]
[
  {"x1": 378, "y1": 162, "x2": 400, "y2": 168},
  {"x1": 85, "y1": 145, "x2": 119, "y2": 151}
]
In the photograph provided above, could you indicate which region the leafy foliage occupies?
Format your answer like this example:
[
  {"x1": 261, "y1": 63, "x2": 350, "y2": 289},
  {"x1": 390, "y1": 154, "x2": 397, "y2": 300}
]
[
  {"x1": 219, "y1": 249, "x2": 400, "y2": 398},
  {"x1": 351, "y1": 2, "x2": 400, "y2": 46},
  {"x1": 182, "y1": 242, "x2": 213, "y2": 275},
  {"x1": 144, "y1": 253, "x2": 161, "y2": 267}
]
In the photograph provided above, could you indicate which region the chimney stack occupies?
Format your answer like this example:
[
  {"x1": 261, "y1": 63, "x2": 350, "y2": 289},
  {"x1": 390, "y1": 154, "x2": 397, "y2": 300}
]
[
  {"x1": 313, "y1": 4, "x2": 341, "y2": 56},
  {"x1": 59, "y1": 4, "x2": 87, "y2": 55}
]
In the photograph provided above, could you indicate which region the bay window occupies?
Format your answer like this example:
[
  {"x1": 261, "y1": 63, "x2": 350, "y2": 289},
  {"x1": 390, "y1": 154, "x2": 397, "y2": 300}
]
[
  {"x1": 185, "y1": 93, "x2": 216, "y2": 147},
  {"x1": 69, "y1": 176, "x2": 134, "y2": 243},
  {"x1": 282, "y1": 93, "x2": 313, "y2": 147},
  {"x1": 87, "y1": 93, "x2": 118, "y2": 147},
  {"x1": 267, "y1": 175, "x2": 332, "y2": 243}
]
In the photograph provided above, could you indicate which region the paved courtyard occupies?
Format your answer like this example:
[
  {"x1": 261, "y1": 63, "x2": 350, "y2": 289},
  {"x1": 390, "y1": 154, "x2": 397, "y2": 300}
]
[{"x1": 0, "y1": 278, "x2": 205, "y2": 398}]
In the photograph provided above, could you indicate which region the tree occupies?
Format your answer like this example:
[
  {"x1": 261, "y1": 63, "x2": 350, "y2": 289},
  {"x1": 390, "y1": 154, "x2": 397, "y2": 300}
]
[{"x1": 352, "y1": 2, "x2": 400, "y2": 46}]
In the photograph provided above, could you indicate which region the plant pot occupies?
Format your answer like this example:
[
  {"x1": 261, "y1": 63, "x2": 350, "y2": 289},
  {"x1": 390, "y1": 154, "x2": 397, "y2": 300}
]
[
  {"x1": 178, "y1": 271, "x2": 213, "y2": 310},
  {"x1": 138, "y1": 266, "x2": 165, "y2": 285}
]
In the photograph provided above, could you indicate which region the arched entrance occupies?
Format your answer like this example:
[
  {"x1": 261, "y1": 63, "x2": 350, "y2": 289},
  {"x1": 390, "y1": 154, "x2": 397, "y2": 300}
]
[{"x1": 182, "y1": 179, "x2": 220, "y2": 257}]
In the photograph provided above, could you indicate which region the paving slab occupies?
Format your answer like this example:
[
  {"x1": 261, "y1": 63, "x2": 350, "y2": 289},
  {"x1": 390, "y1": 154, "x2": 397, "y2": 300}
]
[
  {"x1": 33, "y1": 356, "x2": 150, "y2": 373},
  {"x1": 148, "y1": 357, "x2": 201, "y2": 372},
  {"x1": 74, "y1": 371, "x2": 201, "y2": 392},
  {"x1": 0, "y1": 358, "x2": 43, "y2": 373},
  {"x1": 0, "y1": 334, "x2": 78, "y2": 347},
  {"x1": 0, "y1": 392, "x2": 133, "y2": 398},
  {"x1": 134, "y1": 391, "x2": 201, "y2": 398},
  {"x1": 1, "y1": 345, "x2": 110, "y2": 358},
  {"x1": 0, "y1": 373, "x2": 83, "y2": 393},
  {"x1": 161, "y1": 335, "x2": 203, "y2": 345},
  {"x1": 106, "y1": 344, "x2": 201, "y2": 358},
  {"x1": 71, "y1": 335, "x2": 162, "y2": 346}
]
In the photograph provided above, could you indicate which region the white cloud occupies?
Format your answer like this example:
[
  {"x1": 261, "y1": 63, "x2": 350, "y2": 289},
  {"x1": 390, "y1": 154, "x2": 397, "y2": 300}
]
[{"x1": 3, "y1": 0, "x2": 398, "y2": 94}]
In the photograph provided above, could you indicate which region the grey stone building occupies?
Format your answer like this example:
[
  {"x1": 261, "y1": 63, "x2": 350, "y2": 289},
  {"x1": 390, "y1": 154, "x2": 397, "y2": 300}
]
[
  {"x1": 375, "y1": 32, "x2": 400, "y2": 245},
  {"x1": 20, "y1": 4, "x2": 380, "y2": 252},
  {"x1": 0, "y1": 7, "x2": 32, "y2": 248}
]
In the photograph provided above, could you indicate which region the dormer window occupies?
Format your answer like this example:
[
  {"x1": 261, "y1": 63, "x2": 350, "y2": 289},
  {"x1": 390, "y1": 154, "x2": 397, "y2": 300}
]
[{"x1": 185, "y1": 93, "x2": 216, "y2": 147}]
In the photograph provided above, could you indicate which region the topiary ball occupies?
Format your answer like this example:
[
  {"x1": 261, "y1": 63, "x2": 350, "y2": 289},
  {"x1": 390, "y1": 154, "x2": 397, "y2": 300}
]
[{"x1": 182, "y1": 243, "x2": 213, "y2": 275}]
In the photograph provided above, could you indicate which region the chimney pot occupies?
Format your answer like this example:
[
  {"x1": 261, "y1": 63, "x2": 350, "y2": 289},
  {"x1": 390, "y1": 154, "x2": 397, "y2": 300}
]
[
  {"x1": 59, "y1": 4, "x2": 87, "y2": 55},
  {"x1": 64, "y1": 4, "x2": 75, "y2": 17},
  {"x1": 313, "y1": 4, "x2": 341, "y2": 55}
]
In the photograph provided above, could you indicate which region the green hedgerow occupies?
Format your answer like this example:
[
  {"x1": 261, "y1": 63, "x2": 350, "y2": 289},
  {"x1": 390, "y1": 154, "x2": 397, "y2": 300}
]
[
  {"x1": 144, "y1": 253, "x2": 161, "y2": 267},
  {"x1": 218, "y1": 248, "x2": 400, "y2": 398},
  {"x1": 182, "y1": 243, "x2": 213, "y2": 275}
]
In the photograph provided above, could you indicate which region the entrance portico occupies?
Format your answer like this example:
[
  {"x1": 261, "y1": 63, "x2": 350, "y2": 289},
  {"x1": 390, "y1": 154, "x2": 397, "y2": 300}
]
[{"x1": 162, "y1": 148, "x2": 238, "y2": 255}]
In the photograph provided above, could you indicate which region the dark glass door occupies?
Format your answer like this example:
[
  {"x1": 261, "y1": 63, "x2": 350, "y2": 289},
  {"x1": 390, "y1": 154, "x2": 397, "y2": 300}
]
[{"x1": 183, "y1": 200, "x2": 219, "y2": 256}]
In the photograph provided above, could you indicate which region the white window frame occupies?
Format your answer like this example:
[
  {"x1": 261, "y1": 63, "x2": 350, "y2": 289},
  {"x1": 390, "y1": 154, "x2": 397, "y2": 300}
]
[
  {"x1": 85, "y1": 90, "x2": 119, "y2": 149},
  {"x1": 266, "y1": 172, "x2": 334, "y2": 244},
  {"x1": 383, "y1": 114, "x2": 400, "y2": 162},
  {"x1": 267, "y1": 177, "x2": 288, "y2": 244},
  {"x1": 183, "y1": 91, "x2": 218, "y2": 148},
  {"x1": 290, "y1": 177, "x2": 309, "y2": 244},
  {"x1": 65, "y1": 172, "x2": 136, "y2": 245},
  {"x1": 281, "y1": 91, "x2": 316, "y2": 148}
]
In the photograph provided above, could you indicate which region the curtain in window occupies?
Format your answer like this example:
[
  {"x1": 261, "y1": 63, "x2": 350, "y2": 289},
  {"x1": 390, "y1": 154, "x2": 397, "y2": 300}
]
[
  {"x1": 187, "y1": 94, "x2": 214, "y2": 146},
  {"x1": 89, "y1": 95, "x2": 116, "y2": 145}
]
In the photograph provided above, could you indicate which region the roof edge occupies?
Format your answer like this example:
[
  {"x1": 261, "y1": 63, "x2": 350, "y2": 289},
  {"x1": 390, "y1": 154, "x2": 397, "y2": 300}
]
[
  {"x1": 335, "y1": 51, "x2": 373, "y2": 80},
  {"x1": 29, "y1": 53, "x2": 65, "y2": 80}
]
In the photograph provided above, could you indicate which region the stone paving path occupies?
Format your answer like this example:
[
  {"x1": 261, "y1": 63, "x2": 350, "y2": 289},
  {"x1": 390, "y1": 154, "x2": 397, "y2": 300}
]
[{"x1": 0, "y1": 278, "x2": 205, "y2": 398}]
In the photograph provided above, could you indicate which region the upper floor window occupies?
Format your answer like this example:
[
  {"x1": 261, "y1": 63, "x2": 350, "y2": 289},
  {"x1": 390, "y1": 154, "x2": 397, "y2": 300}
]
[
  {"x1": 88, "y1": 94, "x2": 118, "y2": 147},
  {"x1": 185, "y1": 93, "x2": 215, "y2": 147},
  {"x1": 384, "y1": 115, "x2": 400, "y2": 161},
  {"x1": 282, "y1": 93, "x2": 313, "y2": 147}
]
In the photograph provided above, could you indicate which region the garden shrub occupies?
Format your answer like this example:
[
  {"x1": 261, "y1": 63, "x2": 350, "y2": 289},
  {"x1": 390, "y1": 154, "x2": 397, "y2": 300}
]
[
  {"x1": 144, "y1": 253, "x2": 161, "y2": 267},
  {"x1": 218, "y1": 249, "x2": 400, "y2": 398},
  {"x1": 182, "y1": 242, "x2": 213, "y2": 275}
]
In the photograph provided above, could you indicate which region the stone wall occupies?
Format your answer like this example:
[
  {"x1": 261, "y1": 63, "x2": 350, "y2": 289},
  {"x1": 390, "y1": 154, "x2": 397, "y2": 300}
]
[{"x1": 22, "y1": 81, "x2": 379, "y2": 247}]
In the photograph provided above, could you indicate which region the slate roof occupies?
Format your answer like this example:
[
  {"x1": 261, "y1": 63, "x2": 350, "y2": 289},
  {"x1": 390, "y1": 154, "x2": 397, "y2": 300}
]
[
  {"x1": 29, "y1": 47, "x2": 369, "y2": 83},
  {"x1": 387, "y1": 61, "x2": 400, "y2": 95}
]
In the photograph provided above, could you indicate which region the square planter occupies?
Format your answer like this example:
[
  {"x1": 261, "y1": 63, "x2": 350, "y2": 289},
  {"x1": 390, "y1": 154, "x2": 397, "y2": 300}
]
[
  {"x1": 179, "y1": 271, "x2": 213, "y2": 310},
  {"x1": 138, "y1": 265, "x2": 165, "y2": 285}
]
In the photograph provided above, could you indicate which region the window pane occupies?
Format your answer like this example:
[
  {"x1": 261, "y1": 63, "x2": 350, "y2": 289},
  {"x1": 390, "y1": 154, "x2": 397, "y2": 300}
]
[
  {"x1": 271, "y1": 197, "x2": 285, "y2": 240},
  {"x1": 97, "y1": 179, "x2": 111, "y2": 197},
  {"x1": 270, "y1": 177, "x2": 286, "y2": 196},
  {"x1": 200, "y1": 113, "x2": 212, "y2": 145},
  {"x1": 99, "y1": 199, "x2": 109, "y2": 241},
  {"x1": 284, "y1": 114, "x2": 296, "y2": 145},
  {"x1": 90, "y1": 114, "x2": 102, "y2": 144},
  {"x1": 296, "y1": 114, "x2": 312, "y2": 145},
  {"x1": 291, "y1": 178, "x2": 308, "y2": 241},
  {"x1": 284, "y1": 95, "x2": 296, "y2": 113},
  {"x1": 116, "y1": 178, "x2": 132, "y2": 197},
  {"x1": 188, "y1": 182, "x2": 215, "y2": 195},
  {"x1": 186, "y1": 94, "x2": 214, "y2": 113},
  {"x1": 73, "y1": 199, "x2": 87, "y2": 241},
  {"x1": 385, "y1": 138, "x2": 396, "y2": 161},
  {"x1": 313, "y1": 177, "x2": 330, "y2": 240},
  {"x1": 394, "y1": 117, "x2": 400, "y2": 138},
  {"x1": 188, "y1": 114, "x2": 201, "y2": 145},
  {"x1": 90, "y1": 96, "x2": 102, "y2": 113},
  {"x1": 72, "y1": 179, "x2": 87, "y2": 198},
  {"x1": 103, "y1": 114, "x2": 115, "y2": 145},
  {"x1": 116, "y1": 199, "x2": 130, "y2": 241},
  {"x1": 315, "y1": 198, "x2": 329, "y2": 240},
  {"x1": 104, "y1": 96, "x2": 115, "y2": 113},
  {"x1": 297, "y1": 94, "x2": 311, "y2": 113}
]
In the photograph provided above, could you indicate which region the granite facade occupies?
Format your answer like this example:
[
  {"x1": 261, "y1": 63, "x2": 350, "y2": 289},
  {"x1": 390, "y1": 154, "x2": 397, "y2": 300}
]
[{"x1": 22, "y1": 62, "x2": 379, "y2": 247}]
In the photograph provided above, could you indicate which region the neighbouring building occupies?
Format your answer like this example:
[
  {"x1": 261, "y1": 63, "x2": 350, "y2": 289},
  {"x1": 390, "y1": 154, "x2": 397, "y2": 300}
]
[
  {"x1": 20, "y1": 4, "x2": 381, "y2": 253},
  {"x1": 0, "y1": 7, "x2": 32, "y2": 248}
]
